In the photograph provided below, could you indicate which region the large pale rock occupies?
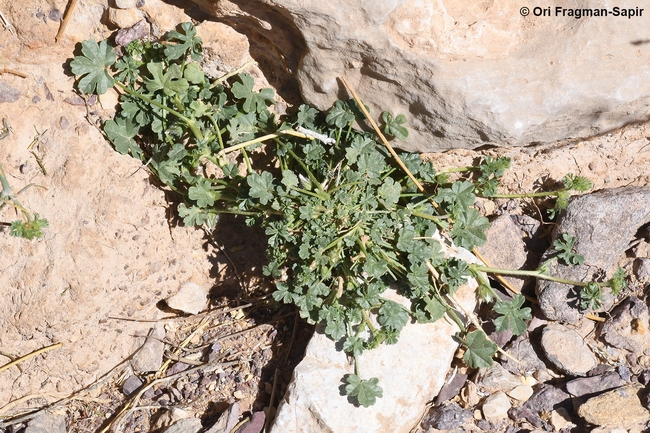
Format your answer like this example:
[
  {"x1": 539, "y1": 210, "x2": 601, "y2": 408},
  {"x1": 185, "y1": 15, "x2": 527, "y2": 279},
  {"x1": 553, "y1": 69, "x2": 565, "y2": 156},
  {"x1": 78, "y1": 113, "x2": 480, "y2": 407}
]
[
  {"x1": 269, "y1": 240, "x2": 480, "y2": 433},
  {"x1": 190, "y1": 0, "x2": 650, "y2": 151}
]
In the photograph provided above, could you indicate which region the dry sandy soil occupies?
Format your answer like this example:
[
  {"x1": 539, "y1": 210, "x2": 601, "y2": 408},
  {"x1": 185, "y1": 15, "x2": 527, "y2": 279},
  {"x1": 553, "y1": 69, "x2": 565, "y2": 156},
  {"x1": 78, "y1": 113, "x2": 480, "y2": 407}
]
[{"x1": 1, "y1": 0, "x2": 650, "y2": 432}]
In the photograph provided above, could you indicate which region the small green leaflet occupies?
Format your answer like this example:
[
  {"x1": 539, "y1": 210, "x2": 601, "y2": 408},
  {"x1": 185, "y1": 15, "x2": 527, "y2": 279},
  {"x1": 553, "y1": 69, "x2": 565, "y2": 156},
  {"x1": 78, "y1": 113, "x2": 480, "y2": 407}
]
[
  {"x1": 296, "y1": 104, "x2": 319, "y2": 129},
  {"x1": 188, "y1": 179, "x2": 216, "y2": 208},
  {"x1": 553, "y1": 232, "x2": 584, "y2": 266},
  {"x1": 326, "y1": 100, "x2": 355, "y2": 128},
  {"x1": 177, "y1": 203, "x2": 207, "y2": 226},
  {"x1": 460, "y1": 330, "x2": 497, "y2": 369},
  {"x1": 377, "y1": 178, "x2": 401, "y2": 208},
  {"x1": 231, "y1": 73, "x2": 275, "y2": 113},
  {"x1": 104, "y1": 117, "x2": 142, "y2": 158},
  {"x1": 70, "y1": 39, "x2": 116, "y2": 94},
  {"x1": 145, "y1": 62, "x2": 189, "y2": 96},
  {"x1": 184, "y1": 62, "x2": 205, "y2": 84},
  {"x1": 377, "y1": 300, "x2": 409, "y2": 332},
  {"x1": 436, "y1": 181, "x2": 476, "y2": 210},
  {"x1": 493, "y1": 294, "x2": 532, "y2": 336},
  {"x1": 345, "y1": 374, "x2": 383, "y2": 407},
  {"x1": 450, "y1": 208, "x2": 489, "y2": 250},
  {"x1": 247, "y1": 171, "x2": 275, "y2": 205},
  {"x1": 164, "y1": 22, "x2": 202, "y2": 60},
  {"x1": 381, "y1": 111, "x2": 409, "y2": 141}
]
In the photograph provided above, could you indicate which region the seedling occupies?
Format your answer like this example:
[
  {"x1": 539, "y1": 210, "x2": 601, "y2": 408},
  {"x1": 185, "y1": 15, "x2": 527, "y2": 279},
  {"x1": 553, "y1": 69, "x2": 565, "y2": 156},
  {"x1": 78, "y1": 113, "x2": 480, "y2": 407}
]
[
  {"x1": 70, "y1": 23, "x2": 627, "y2": 406},
  {"x1": 0, "y1": 162, "x2": 48, "y2": 240}
]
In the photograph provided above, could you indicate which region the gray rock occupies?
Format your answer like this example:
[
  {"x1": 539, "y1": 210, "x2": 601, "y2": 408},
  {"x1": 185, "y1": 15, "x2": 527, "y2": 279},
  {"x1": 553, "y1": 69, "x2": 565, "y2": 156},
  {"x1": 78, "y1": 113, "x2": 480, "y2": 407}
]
[
  {"x1": 482, "y1": 391, "x2": 511, "y2": 421},
  {"x1": 132, "y1": 323, "x2": 166, "y2": 373},
  {"x1": 541, "y1": 323, "x2": 597, "y2": 376},
  {"x1": 25, "y1": 412, "x2": 66, "y2": 433},
  {"x1": 191, "y1": 0, "x2": 650, "y2": 152},
  {"x1": 475, "y1": 362, "x2": 522, "y2": 393},
  {"x1": 122, "y1": 374, "x2": 144, "y2": 395},
  {"x1": 566, "y1": 370, "x2": 625, "y2": 398},
  {"x1": 537, "y1": 187, "x2": 650, "y2": 323},
  {"x1": 115, "y1": 19, "x2": 151, "y2": 47},
  {"x1": 0, "y1": 82, "x2": 21, "y2": 103},
  {"x1": 162, "y1": 417, "x2": 203, "y2": 433},
  {"x1": 476, "y1": 215, "x2": 531, "y2": 292},
  {"x1": 601, "y1": 297, "x2": 650, "y2": 355},
  {"x1": 577, "y1": 385, "x2": 650, "y2": 429},
  {"x1": 165, "y1": 281, "x2": 209, "y2": 315},
  {"x1": 634, "y1": 258, "x2": 650, "y2": 283},
  {"x1": 524, "y1": 383, "x2": 570, "y2": 413},
  {"x1": 501, "y1": 333, "x2": 548, "y2": 377},
  {"x1": 423, "y1": 402, "x2": 472, "y2": 430}
]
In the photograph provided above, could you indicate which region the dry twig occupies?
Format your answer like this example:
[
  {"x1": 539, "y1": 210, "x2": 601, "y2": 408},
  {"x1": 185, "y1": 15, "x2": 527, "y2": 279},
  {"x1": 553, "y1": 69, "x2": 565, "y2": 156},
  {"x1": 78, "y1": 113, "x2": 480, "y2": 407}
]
[{"x1": 55, "y1": 0, "x2": 78, "y2": 42}]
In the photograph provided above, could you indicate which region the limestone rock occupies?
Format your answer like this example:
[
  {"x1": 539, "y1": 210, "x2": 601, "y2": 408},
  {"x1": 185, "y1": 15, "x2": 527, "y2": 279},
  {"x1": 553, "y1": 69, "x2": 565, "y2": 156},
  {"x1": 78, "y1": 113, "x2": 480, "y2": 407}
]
[
  {"x1": 138, "y1": 0, "x2": 194, "y2": 34},
  {"x1": 476, "y1": 215, "x2": 531, "y2": 292},
  {"x1": 107, "y1": 7, "x2": 142, "y2": 29},
  {"x1": 550, "y1": 407, "x2": 575, "y2": 431},
  {"x1": 634, "y1": 258, "x2": 650, "y2": 283},
  {"x1": 165, "y1": 282, "x2": 209, "y2": 315},
  {"x1": 540, "y1": 323, "x2": 597, "y2": 376},
  {"x1": 481, "y1": 391, "x2": 511, "y2": 421},
  {"x1": 115, "y1": 0, "x2": 138, "y2": 9},
  {"x1": 190, "y1": 0, "x2": 650, "y2": 151},
  {"x1": 475, "y1": 362, "x2": 522, "y2": 393},
  {"x1": 162, "y1": 417, "x2": 203, "y2": 433},
  {"x1": 25, "y1": 412, "x2": 66, "y2": 433},
  {"x1": 577, "y1": 385, "x2": 650, "y2": 429},
  {"x1": 132, "y1": 323, "x2": 166, "y2": 373},
  {"x1": 507, "y1": 385, "x2": 534, "y2": 402},
  {"x1": 269, "y1": 241, "x2": 480, "y2": 433},
  {"x1": 537, "y1": 187, "x2": 650, "y2": 323}
]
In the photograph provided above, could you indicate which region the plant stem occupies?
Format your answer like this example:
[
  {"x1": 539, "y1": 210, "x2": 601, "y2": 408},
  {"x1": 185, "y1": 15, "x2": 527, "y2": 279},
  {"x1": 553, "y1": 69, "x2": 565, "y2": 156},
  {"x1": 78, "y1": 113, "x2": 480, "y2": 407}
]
[
  {"x1": 469, "y1": 264, "x2": 602, "y2": 287},
  {"x1": 484, "y1": 190, "x2": 564, "y2": 199}
]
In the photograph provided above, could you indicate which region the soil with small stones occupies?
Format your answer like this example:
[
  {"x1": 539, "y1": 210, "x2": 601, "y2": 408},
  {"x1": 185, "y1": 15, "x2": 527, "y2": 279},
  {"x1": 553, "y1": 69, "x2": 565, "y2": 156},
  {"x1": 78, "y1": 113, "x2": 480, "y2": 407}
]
[{"x1": 2, "y1": 1, "x2": 650, "y2": 432}]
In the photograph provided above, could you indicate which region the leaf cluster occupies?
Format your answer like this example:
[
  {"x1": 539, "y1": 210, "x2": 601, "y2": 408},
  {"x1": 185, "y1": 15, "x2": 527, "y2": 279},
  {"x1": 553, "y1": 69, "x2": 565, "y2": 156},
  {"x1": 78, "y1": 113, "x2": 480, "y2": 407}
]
[{"x1": 69, "y1": 23, "x2": 599, "y2": 407}]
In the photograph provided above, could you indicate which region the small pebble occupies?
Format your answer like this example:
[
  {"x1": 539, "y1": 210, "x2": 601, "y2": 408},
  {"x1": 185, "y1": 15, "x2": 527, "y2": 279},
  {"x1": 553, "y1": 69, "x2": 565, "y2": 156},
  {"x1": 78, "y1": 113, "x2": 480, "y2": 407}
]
[
  {"x1": 48, "y1": 9, "x2": 63, "y2": 21},
  {"x1": 481, "y1": 391, "x2": 511, "y2": 421},
  {"x1": 507, "y1": 385, "x2": 534, "y2": 402},
  {"x1": 122, "y1": 374, "x2": 144, "y2": 396}
]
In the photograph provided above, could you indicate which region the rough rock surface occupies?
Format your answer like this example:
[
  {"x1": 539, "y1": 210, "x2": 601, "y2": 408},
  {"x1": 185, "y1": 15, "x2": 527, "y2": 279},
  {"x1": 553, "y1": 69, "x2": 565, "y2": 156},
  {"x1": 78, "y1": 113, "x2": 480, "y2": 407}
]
[
  {"x1": 540, "y1": 323, "x2": 597, "y2": 376},
  {"x1": 191, "y1": 0, "x2": 650, "y2": 151},
  {"x1": 477, "y1": 215, "x2": 531, "y2": 292},
  {"x1": 565, "y1": 370, "x2": 625, "y2": 398},
  {"x1": 577, "y1": 385, "x2": 650, "y2": 428},
  {"x1": 269, "y1": 241, "x2": 480, "y2": 433},
  {"x1": 537, "y1": 187, "x2": 650, "y2": 323},
  {"x1": 601, "y1": 297, "x2": 650, "y2": 356}
]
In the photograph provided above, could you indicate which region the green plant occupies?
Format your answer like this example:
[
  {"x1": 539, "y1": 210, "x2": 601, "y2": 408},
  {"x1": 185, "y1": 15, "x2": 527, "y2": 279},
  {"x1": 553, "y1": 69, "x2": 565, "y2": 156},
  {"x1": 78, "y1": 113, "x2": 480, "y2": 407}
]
[
  {"x1": 70, "y1": 23, "x2": 625, "y2": 406},
  {"x1": 553, "y1": 233, "x2": 584, "y2": 266},
  {"x1": 0, "y1": 162, "x2": 48, "y2": 240}
]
